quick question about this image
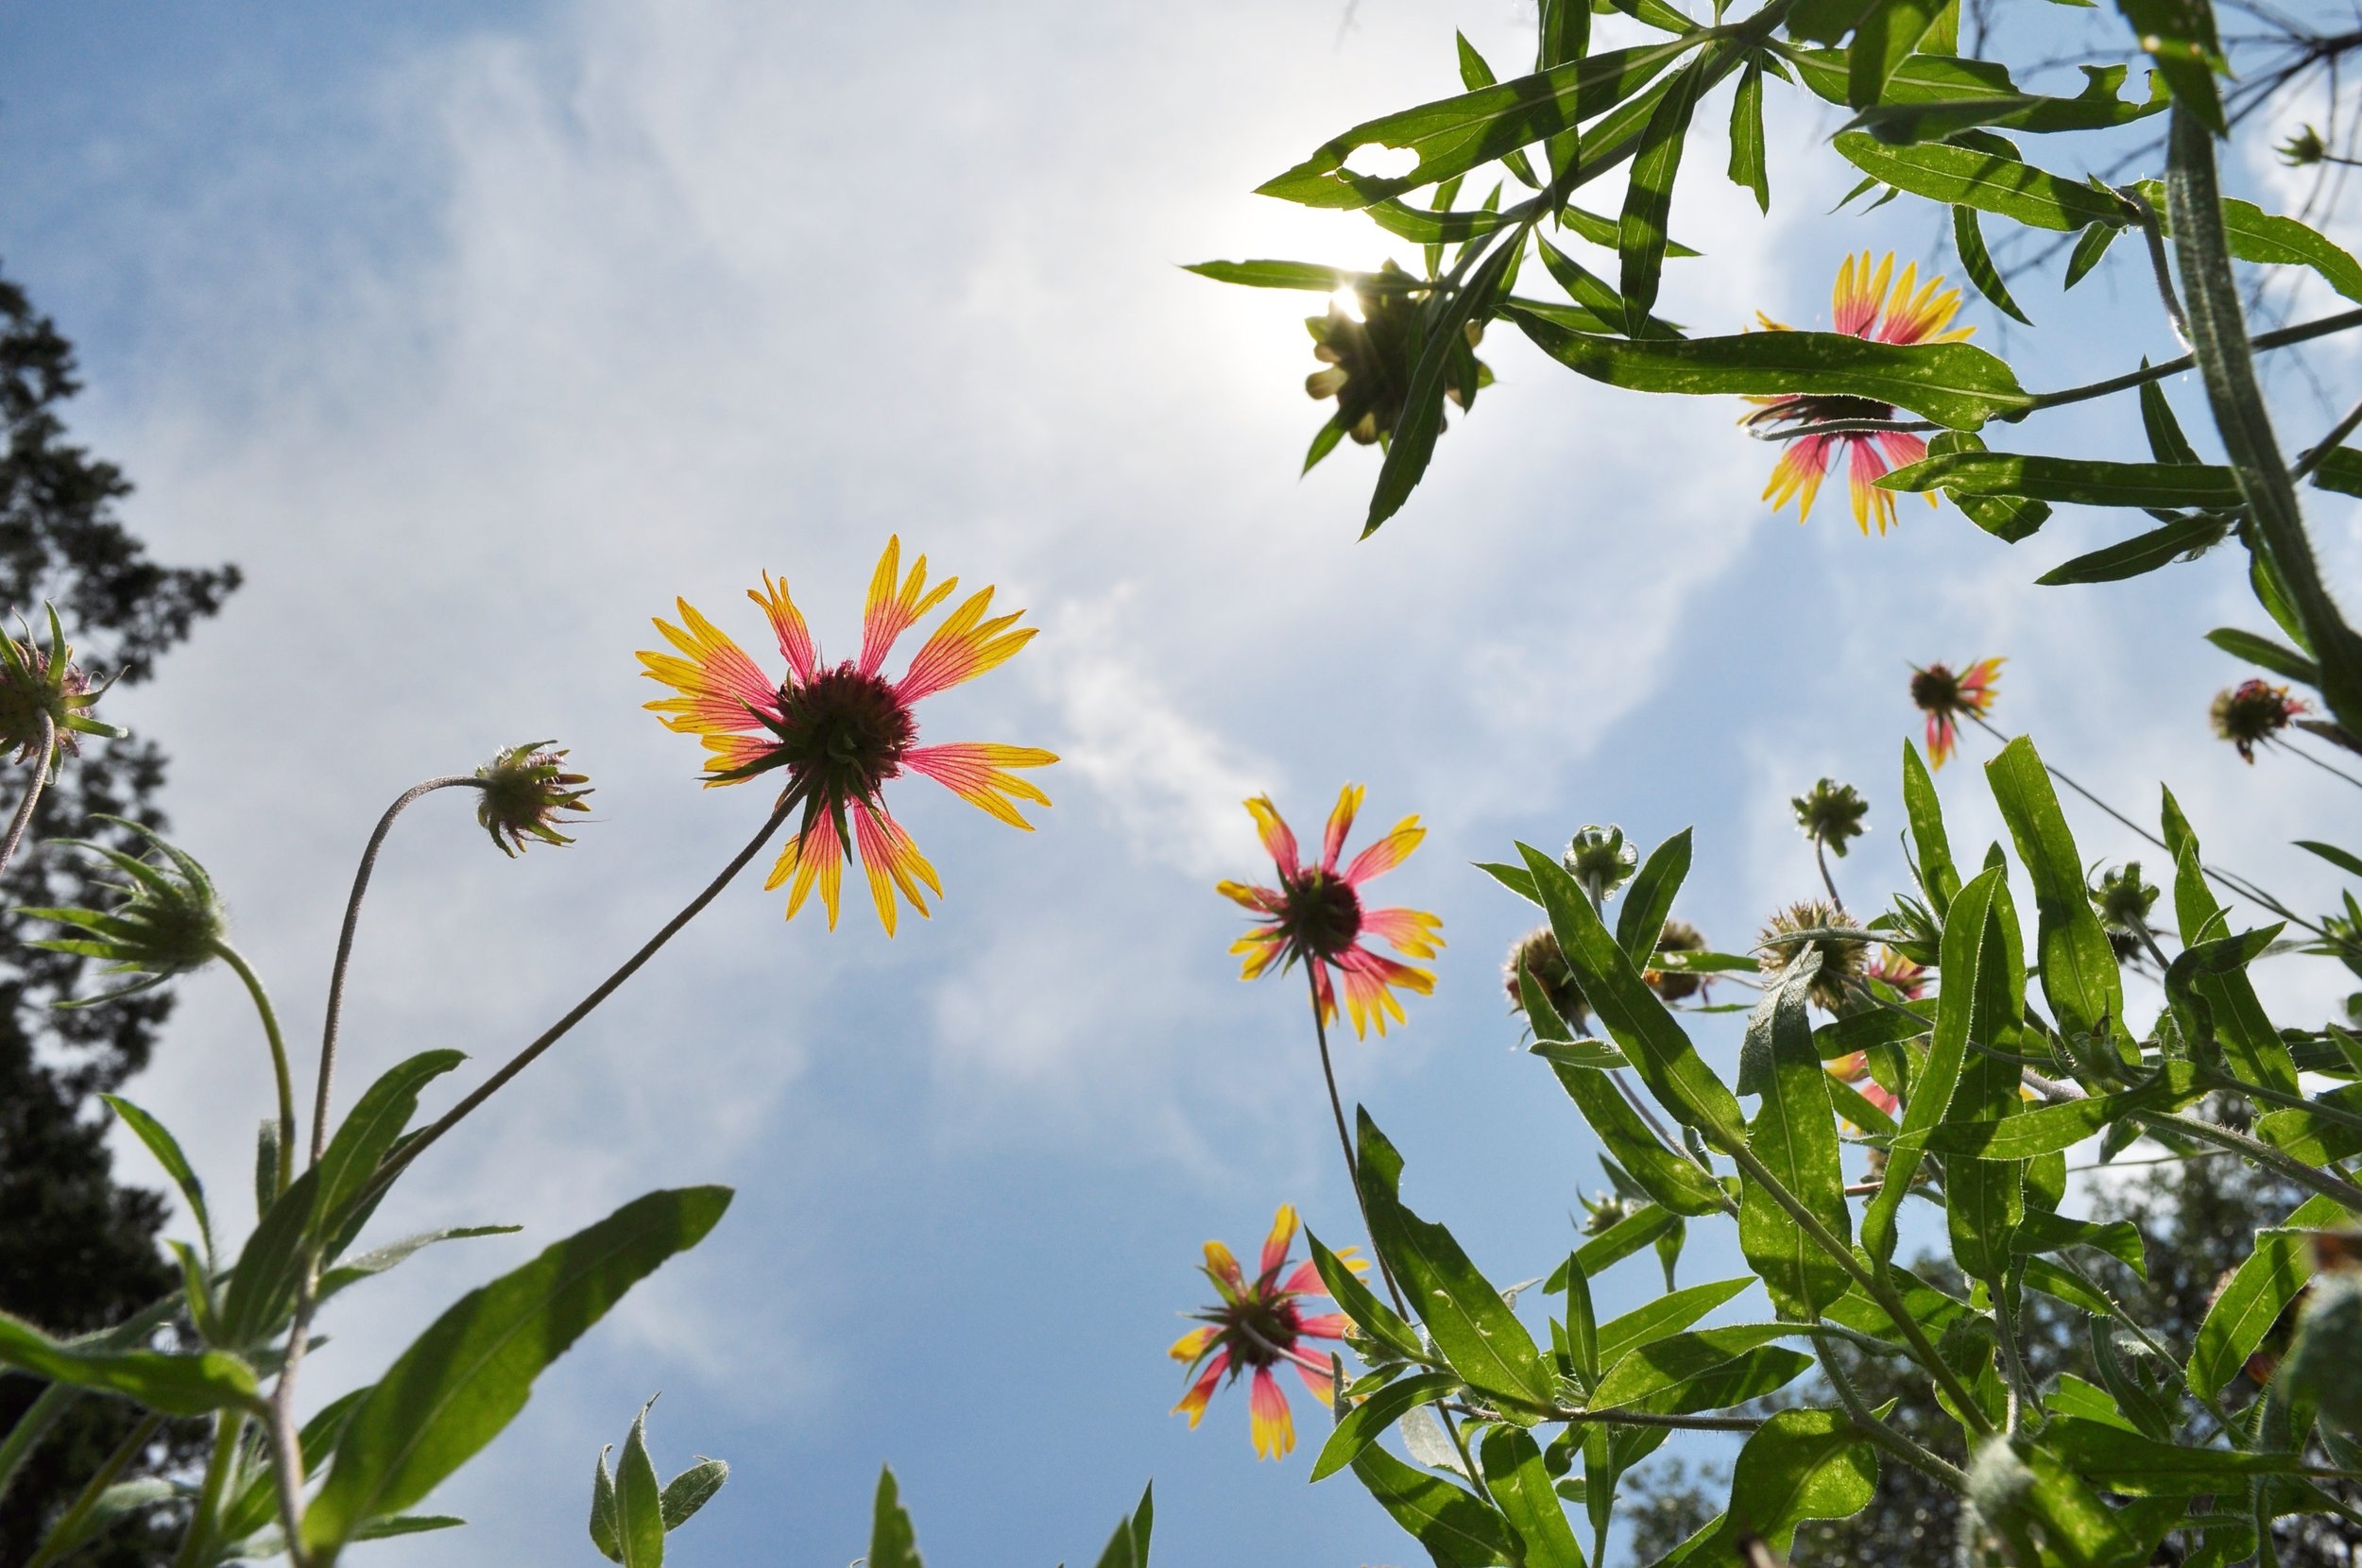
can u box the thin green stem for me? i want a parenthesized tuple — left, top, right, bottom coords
(1815, 1337, 1970, 1490)
(215, 944, 294, 1199)
(1814, 835, 1843, 910)
(26, 1412, 163, 1568)
(169, 1414, 244, 1568)
(312, 775, 478, 1166)
(2019, 307, 2362, 417)
(354, 792, 798, 1217)
(0, 713, 56, 886)
(2131, 1108, 2362, 1210)
(1441, 1399, 1764, 1432)
(0, 1381, 74, 1509)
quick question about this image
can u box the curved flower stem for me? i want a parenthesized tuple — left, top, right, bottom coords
(2116, 182, 2192, 348)
(311, 775, 479, 1166)
(2270, 733, 2362, 790)
(353, 793, 799, 1214)
(215, 943, 295, 1200)
(1814, 835, 1843, 910)
(0, 715, 56, 886)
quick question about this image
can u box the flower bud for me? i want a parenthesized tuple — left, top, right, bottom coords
(20, 816, 227, 1005)
(0, 604, 124, 768)
(474, 741, 593, 857)
(2090, 861, 2159, 934)
(1789, 778, 1868, 858)
(1562, 825, 1638, 903)
(1644, 918, 1709, 1002)
(2280, 124, 2328, 166)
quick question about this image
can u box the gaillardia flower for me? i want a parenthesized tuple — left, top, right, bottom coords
(2212, 679, 2304, 763)
(1219, 786, 1443, 1036)
(1742, 252, 1971, 536)
(1911, 656, 2003, 768)
(1170, 1204, 1358, 1460)
(639, 538, 1055, 933)
(474, 741, 592, 857)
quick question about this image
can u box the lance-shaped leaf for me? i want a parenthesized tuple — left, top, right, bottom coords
(2118, 0, 2226, 136)
(1729, 60, 1768, 211)
(2014, 1211, 2148, 1275)
(1619, 55, 1707, 336)
(1656, 1409, 1877, 1564)
(217, 1167, 321, 1351)
(1988, 736, 2123, 1042)
(303, 1186, 731, 1558)
(2188, 1196, 2348, 1397)
(1533, 236, 1680, 341)
(867, 1467, 923, 1568)
(1088, 1482, 1154, 1568)
(1353, 1444, 1516, 1566)
(2161, 787, 2300, 1093)
(0, 1311, 259, 1417)
(1530, 968, 1723, 1216)
(1308, 1228, 1428, 1365)
(1365, 231, 1522, 535)
(2046, 1418, 2309, 1491)
(1260, 43, 1692, 210)
(2205, 625, 2319, 686)
(1589, 1323, 1794, 1407)
(660, 1458, 727, 1531)
(1616, 829, 1692, 968)
(1739, 955, 1852, 1319)
(315, 1049, 466, 1239)
(1313, 1372, 1463, 1481)
(1922, 431, 2054, 541)
(1548, 1202, 1680, 1283)
(1517, 843, 1744, 1149)
(1358, 1112, 1556, 1411)
(1595, 1278, 1750, 1368)
(2037, 516, 2229, 585)
(1864, 867, 2006, 1266)
(2312, 448, 2362, 498)
(1942, 895, 2031, 1287)
(1883, 451, 2245, 509)
(1909, 1064, 2199, 1158)
(1508, 308, 2032, 429)
(2256, 1082, 2362, 1164)
(1183, 260, 1430, 293)
(613, 1399, 666, 1568)
(1603, 1343, 1812, 1415)
(591, 1447, 621, 1563)
(1836, 131, 2126, 230)
(1849, 0, 1948, 107)
(1953, 205, 2032, 324)
(1479, 1427, 1586, 1568)
(1903, 739, 1960, 914)
(1793, 51, 2165, 134)
(101, 1096, 212, 1261)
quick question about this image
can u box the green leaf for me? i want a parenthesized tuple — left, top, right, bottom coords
(2012, 1440, 2147, 1565)
(2013, 1210, 2147, 1275)
(1456, 33, 1543, 188)
(217, 1167, 320, 1352)
(866, 1467, 924, 1568)
(1791, 51, 2165, 134)
(1659, 1410, 1877, 1562)
(1352, 1445, 1517, 1567)
(590, 1449, 621, 1563)
(2066, 220, 2120, 286)
(659, 1459, 727, 1531)
(1309, 1228, 1428, 1365)
(1883, 451, 2244, 509)
(1952, 205, 2031, 324)
(1564, 1202, 1681, 1279)
(1183, 260, 1418, 293)
(2298, 840, 2362, 879)
(1616, 830, 1692, 969)
(2160, 788, 2301, 1095)
(2021, 1255, 2122, 1317)
(2257, 1083, 2362, 1164)
(1913, 1068, 2196, 1158)
(1728, 61, 1768, 212)
(2188, 1195, 2348, 1397)
(317, 1225, 521, 1304)
(1359, 1113, 1556, 1412)
(1865, 867, 2006, 1267)
(2116, 0, 2226, 136)
(614, 1399, 665, 1568)
(1479, 1427, 1585, 1568)
(1739, 956, 1851, 1318)
(1507, 306, 2033, 429)
(1836, 131, 2125, 230)
(303, 1186, 731, 1557)
(1313, 1371, 1463, 1482)
(0, 1310, 258, 1418)
(2037, 516, 2228, 585)
(1516, 843, 1745, 1150)
(1944, 1042, 2028, 1286)
(2206, 626, 2321, 686)
(1259, 43, 1692, 211)
(1590, 1323, 1793, 1407)
(1923, 432, 2055, 540)
(315, 1049, 465, 1239)
(1849, 0, 1949, 106)
(2140, 374, 2201, 465)
(1530, 1039, 1632, 1070)
(2045, 1418, 2308, 1492)
(1596, 1277, 1750, 1368)
(1902, 740, 1960, 915)
(1619, 56, 1707, 336)
(1533, 236, 1679, 340)
(1988, 736, 2123, 1044)
(1365, 231, 1522, 536)
(1533, 1045, 1725, 1215)
(1611, 1344, 1813, 1415)
(1088, 1482, 1155, 1568)
(2138, 179, 2362, 300)
(2311, 448, 2362, 498)
(100, 1096, 211, 1260)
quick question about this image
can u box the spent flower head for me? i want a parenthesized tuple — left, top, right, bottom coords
(1170, 1204, 1358, 1460)
(0, 604, 124, 768)
(1504, 924, 1589, 1032)
(1221, 786, 1443, 1038)
(474, 741, 592, 857)
(1303, 263, 1489, 460)
(1910, 656, 2003, 768)
(2212, 679, 2303, 763)
(2280, 123, 2330, 165)
(21, 817, 226, 1005)
(1644, 917, 1709, 1002)
(1791, 777, 1868, 857)
(1563, 824, 1638, 903)
(1758, 898, 1867, 1014)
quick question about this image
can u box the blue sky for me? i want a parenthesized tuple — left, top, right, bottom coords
(6, 2, 2361, 1564)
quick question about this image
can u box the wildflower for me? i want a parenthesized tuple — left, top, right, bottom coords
(1827, 1051, 1900, 1118)
(1220, 786, 1443, 1037)
(2280, 124, 2329, 166)
(1790, 778, 1868, 857)
(1563, 824, 1639, 904)
(1504, 924, 1590, 1031)
(474, 741, 593, 857)
(1305, 263, 1489, 455)
(1644, 918, 1710, 1002)
(0, 605, 123, 768)
(1910, 657, 2003, 768)
(1758, 898, 1867, 1014)
(2212, 679, 2303, 763)
(21, 818, 227, 1005)
(1581, 1188, 1635, 1236)
(1868, 946, 1926, 1000)
(1741, 253, 1972, 535)
(1170, 1204, 1359, 1459)
(638, 538, 1055, 934)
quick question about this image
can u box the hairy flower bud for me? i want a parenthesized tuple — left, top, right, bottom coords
(20, 817, 227, 1005)
(1789, 778, 1868, 858)
(0, 604, 125, 768)
(2090, 861, 2159, 936)
(474, 741, 594, 857)
(1563, 825, 1638, 903)
(2280, 123, 2329, 166)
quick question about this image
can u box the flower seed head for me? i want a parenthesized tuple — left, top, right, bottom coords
(21, 817, 227, 1005)
(1504, 924, 1590, 1032)
(474, 741, 594, 857)
(1304, 262, 1489, 448)
(1790, 777, 1868, 857)
(2211, 679, 2303, 763)
(1644, 918, 1709, 1002)
(1757, 898, 1867, 1014)
(1562, 825, 1638, 903)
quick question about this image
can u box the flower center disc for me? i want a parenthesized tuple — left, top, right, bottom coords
(1282, 869, 1361, 960)
(768, 662, 916, 801)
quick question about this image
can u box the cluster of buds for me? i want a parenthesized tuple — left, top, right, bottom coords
(474, 741, 594, 856)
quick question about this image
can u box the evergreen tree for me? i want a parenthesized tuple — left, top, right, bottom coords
(0, 262, 238, 1565)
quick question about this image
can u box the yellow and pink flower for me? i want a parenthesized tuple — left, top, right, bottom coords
(1170, 1204, 1359, 1460)
(1910, 656, 2003, 769)
(638, 537, 1054, 933)
(1742, 252, 1973, 536)
(1218, 786, 1443, 1037)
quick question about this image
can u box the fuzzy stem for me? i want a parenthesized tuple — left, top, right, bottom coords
(1814, 835, 1844, 910)
(169, 1414, 244, 1568)
(2269, 733, 2362, 790)
(0, 715, 55, 886)
(311, 776, 478, 1166)
(22, 1410, 159, 1568)
(1816, 1337, 1970, 1490)
(2131, 1108, 2362, 1210)
(216, 943, 295, 1199)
